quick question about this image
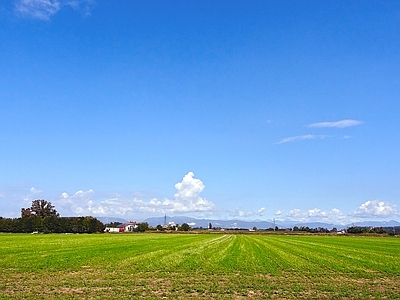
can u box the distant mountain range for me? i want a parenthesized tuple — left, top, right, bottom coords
(97, 217, 129, 225)
(98, 216, 400, 230)
(145, 216, 275, 229)
(347, 220, 400, 227)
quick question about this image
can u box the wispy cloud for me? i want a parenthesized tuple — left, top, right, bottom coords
(275, 134, 327, 144)
(351, 200, 397, 218)
(308, 119, 363, 129)
(15, 0, 61, 20)
(14, 0, 94, 20)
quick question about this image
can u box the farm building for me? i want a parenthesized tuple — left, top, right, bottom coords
(123, 221, 139, 232)
(104, 221, 140, 233)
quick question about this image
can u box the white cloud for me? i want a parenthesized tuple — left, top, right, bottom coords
(23, 186, 43, 203)
(352, 200, 397, 218)
(14, 0, 94, 20)
(276, 134, 327, 144)
(308, 119, 363, 128)
(274, 210, 282, 216)
(15, 0, 61, 20)
(286, 207, 346, 223)
(57, 190, 137, 217)
(276, 119, 362, 145)
(131, 172, 215, 214)
(231, 207, 253, 218)
(170, 172, 214, 213)
(286, 208, 303, 220)
(54, 172, 215, 218)
(57, 189, 95, 216)
(258, 207, 265, 215)
(231, 206, 266, 218)
(30, 187, 42, 194)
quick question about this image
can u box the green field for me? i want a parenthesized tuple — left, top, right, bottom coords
(0, 233, 399, 299)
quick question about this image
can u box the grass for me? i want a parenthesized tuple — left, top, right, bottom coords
(0, 233, 399, 299)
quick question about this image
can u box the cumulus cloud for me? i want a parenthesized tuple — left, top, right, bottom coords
(308, 119, 363, 128)
(54, 172, 215, 218)
(352, 200, 397, 218)
(14, 0, 94, 20)
(286, 208, 303, 220)
(130, 172, 215, 214)
(276, 134, 327, 144)
(285, 207, 346, 223)
(170, 172, 214, 213)
(56, 189, 95, 216)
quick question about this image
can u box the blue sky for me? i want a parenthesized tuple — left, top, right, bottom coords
(1, 0, 399, 224)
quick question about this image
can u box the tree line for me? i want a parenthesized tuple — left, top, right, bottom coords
(0, 200, 104, 233)
(346, 226, 398, 235)
(154, 223, 190, 231)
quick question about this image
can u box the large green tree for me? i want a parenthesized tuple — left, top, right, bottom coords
(136, 222, 149, 232)
(180, 223, 190, 231)
(22, 200, 59, 218)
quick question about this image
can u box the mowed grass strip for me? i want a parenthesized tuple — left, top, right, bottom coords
(0, 233, 399, 299)
(267, 235, 400, 275)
